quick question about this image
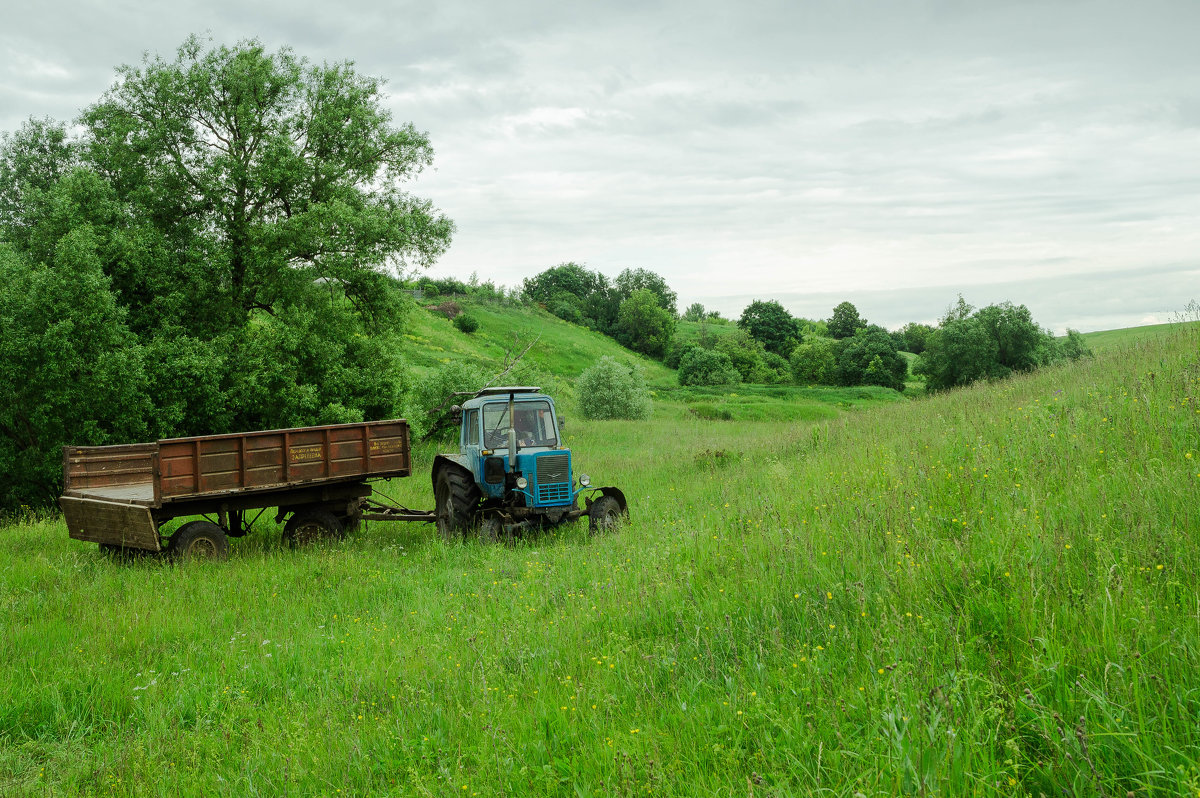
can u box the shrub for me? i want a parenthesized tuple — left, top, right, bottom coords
(678, 347, 741, 386)
(453, 313, 479, 334)
(790, 338, 837, 384)
(577, 357, 652, 420)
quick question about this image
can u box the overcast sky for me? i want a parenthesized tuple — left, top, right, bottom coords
(3, 0, 1198, 332)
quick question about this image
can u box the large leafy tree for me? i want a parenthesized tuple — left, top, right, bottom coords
(0, 36, 454, 509)
(737, 299, 801, 356)
(81, 34, 453, 334)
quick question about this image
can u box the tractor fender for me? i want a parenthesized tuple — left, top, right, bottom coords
(432, 454, 473, 492)
(592, 486, 629, 515)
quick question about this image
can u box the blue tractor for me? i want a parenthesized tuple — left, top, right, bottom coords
(431, 387, 628, 541)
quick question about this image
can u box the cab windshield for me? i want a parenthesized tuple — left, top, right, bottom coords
(482, 400, 558, 449)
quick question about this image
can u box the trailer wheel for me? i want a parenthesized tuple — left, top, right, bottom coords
(169, 521, 229, 561)
(283, 510, 344, 548)
(588, 496, 624, 534)
(435, 468, 479, 542)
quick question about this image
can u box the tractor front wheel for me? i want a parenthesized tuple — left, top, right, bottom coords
(435, 468, 480, 542)
(588, 496, 624, 534)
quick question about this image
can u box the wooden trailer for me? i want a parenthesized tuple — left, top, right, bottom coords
(60, 419, 418, 558)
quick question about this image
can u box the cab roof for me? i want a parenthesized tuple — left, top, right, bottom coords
(459, 387, 553, 412)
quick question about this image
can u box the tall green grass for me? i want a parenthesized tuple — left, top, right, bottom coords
(1, 323, 1197, 796)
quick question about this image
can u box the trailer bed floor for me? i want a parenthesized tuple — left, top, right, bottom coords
(65, 482, 155, 505)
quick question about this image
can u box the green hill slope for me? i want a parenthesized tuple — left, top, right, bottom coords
(2, 317, 1197, 794)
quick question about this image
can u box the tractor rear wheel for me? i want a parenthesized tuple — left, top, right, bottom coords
(435, 468, 480, 542)
(588, 496, 624, 534)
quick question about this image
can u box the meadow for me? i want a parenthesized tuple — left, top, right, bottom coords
(1, 320, 1197, 796)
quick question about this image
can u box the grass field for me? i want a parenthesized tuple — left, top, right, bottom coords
(1, 319, 1198, 796)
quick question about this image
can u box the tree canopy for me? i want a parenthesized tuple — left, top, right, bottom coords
(0, 35, 453, 509)
(827, 301, 867, 339)
(737, 299, 801, 356)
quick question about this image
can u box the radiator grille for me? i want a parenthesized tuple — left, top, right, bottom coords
(537, 482, 572, 504)
(536, 454, 570, 483)
(535, 453, 571, 505)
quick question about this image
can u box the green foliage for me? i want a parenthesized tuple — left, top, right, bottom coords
(0, 239, 151, 509)
(452, 313, 479, 334)
(614, 267, 677, 315)
(577, 357, 652, 420)
(615, 288, 675, 359)
(898, 321, 935, 354)
(714, 328, 772, 383)
(678, 347, 742, 386)
(403, 361, 488, 440)
(0, 118, 79, 252)
(789, 337, 838, 384)
(681, 302, 708, 322)
(737, 299, 802, 356)
(834, 326, 908, 390)
(827, 300, 867, 339)
(0, 35, 451, 507)
(1059, 328, 1092, 361)
(81, 34, 453, 332)
(916, 299, 1058, 391)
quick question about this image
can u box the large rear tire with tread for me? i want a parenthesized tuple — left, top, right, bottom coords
(283, 510, 345, 548)
(169, 521, 229, 561)
(435, 468, 480, 542)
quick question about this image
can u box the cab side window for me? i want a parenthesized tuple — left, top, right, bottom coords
(465, 410, 480, 446)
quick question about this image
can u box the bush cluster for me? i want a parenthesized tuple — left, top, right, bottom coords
(576, 357, 652, 420)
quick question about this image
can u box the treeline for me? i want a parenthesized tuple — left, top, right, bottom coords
(512, 262, 1091, 394)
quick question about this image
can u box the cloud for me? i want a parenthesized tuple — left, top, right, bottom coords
(3, 0, 1199, 333)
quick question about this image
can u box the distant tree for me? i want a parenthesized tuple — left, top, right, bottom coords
(577, 357, 652, 420)
(789, 338, 837, 385)
(834, 327, 907, 390)
(737, 299, 802, 356)
(522, 262, 606, 306)
(615, 268, 677, 315)
(615, 288, 675, 358)
(1058, 328, 1092, 361)
(682, 302, 708, 322)
(914, 317, 999, 390)
(898, 322, 936, 354)
(973, 302, 1053, 373)
(678, 348, 742, 386)
(827, 301, 867, 339)
(715, 328, 772, 382)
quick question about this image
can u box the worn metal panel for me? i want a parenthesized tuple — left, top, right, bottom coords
(60, 495, 161, 551)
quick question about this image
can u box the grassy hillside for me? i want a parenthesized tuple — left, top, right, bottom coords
(1, 318, 1197, 795)
(399, 299, 675, 385)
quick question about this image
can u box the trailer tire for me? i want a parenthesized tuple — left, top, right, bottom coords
(435, 468, 479, 542)
(283, 510, 344, 548)
(169, 521, 229, 561)
(588, 496, 623, 534)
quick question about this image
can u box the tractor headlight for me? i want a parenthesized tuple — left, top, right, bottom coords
(516, 476, 528, 489)
(579, 473, 591, 487)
